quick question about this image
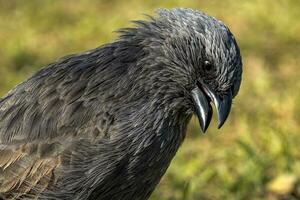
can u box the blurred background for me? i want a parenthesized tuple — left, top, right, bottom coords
(0, 0, 299, 199)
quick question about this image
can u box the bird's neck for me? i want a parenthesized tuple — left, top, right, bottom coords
(121, 106, 192, 199)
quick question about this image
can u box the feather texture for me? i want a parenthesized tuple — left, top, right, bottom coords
(0, 8, 242, 200)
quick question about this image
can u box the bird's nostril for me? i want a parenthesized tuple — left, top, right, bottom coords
(196, 81, 202, 89)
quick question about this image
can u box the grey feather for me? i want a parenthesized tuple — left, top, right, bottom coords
(0, 8, 242, 200)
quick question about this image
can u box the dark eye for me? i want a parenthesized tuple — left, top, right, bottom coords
(204, 60, 213, 72)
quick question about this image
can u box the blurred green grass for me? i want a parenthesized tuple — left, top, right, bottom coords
(0, 0, 299, 199)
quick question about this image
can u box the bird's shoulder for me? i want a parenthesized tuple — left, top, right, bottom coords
(0, 39, 147, 199)
(0, 44, 124, 145)
(0, 44, 128, 199)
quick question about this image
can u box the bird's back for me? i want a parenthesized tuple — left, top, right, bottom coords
(0, 42, 146, 199)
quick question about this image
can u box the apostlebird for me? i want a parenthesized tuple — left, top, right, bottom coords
(0, 8, 242, 200)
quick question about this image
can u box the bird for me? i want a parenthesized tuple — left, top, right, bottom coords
(0, 8, 242, 200)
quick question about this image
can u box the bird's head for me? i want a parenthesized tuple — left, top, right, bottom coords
(118, 8, 242, 133)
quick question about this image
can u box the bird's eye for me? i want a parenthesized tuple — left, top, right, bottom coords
(204, 60, 213, 72)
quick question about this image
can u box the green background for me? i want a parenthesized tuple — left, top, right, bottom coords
(0, 0, 299, 199)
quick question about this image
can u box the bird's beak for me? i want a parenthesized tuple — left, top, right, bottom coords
(191, 83, 232, 133)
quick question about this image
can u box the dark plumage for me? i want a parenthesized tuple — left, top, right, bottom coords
(0, 8, 242, 200)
